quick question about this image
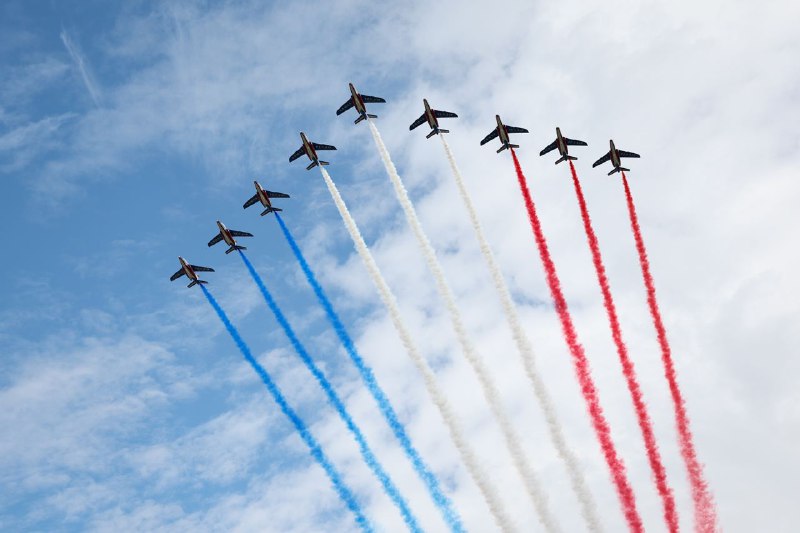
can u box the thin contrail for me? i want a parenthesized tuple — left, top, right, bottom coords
(368, 120, 559, 533)
(199, 284, 373, 533)
(237, 251, 423, 533)
(569, 162, 678, 532)
(59, 29, 101, 107)
(439, 135, 602, 533)
(622, 173, 718, 533)
(320, 166, 517, 533)
(273, 212, 465, 533)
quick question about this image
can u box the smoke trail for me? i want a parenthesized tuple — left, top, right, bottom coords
(319, 166, 517, 533)
(440, 135, 602, 532)
(621, 173, 717, 533)
(368, 120, 558, 533)
(237, 251, 422, 533)
(569, 162, 678, 531)
(199, 284, 373, 532)
(509, 149, 643, 533)
(273, 213, 465, 533)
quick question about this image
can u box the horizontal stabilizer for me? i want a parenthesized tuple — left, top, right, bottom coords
(306, 160, 319, 171)
(354, 114, 366, 125)
(187, 279, 208, 288)
(261, 207, 282, 216)
(608, 167, 630, 176)
(555, 155, 578, 164)
(225, 245, 247, 254)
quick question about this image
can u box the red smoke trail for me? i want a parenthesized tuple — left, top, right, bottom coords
(510, 149, 643, 533)
(569, 162, 679, 532)
(622, 173, 717, 533)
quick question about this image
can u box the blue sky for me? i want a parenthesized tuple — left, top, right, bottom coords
(2, 0, 799, 531)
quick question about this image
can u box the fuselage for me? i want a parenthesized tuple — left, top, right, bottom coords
(254, 181, 272, 209)
(610, 140, 621, 167)
(349, 83, 366, 115)
(179, 256, 199, 282)
(496, 115, 510, 145)
(217, 221, 236, 247)
(300, 132, 318, 163)
(556, 127, 567, 156)
(424, 99, 438, 129)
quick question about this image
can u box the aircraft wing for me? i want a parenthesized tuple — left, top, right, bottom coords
(243, 193, 259, 209)
(480, 129, 499, 145)
(191, 265, 215, 272)
(565, 138, 588, 146)
(336, 98, 355, 115)
(539, 140, 558, 156)
(409, 114, 426, 131)
(229, 230, 253, 237)
(505, 126, 529, 134)
(433, 110, 458, 118)
(361, 95, 386, 104)
(618, 150, 640, 159)
(266, 190, 290, 199)
(593, 152, 612, 167)
(170, 269, 185, 281)
(289, 146, 305, 162)
(312, 143, 337, 151)
(208, 233, 224, 247)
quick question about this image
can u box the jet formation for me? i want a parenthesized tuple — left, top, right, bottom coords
(171, 82, 640, 286)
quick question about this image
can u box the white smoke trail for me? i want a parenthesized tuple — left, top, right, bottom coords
(367, 120, 559, 533)
(440, 135, 603, 532)
(319, 167, 517, 533)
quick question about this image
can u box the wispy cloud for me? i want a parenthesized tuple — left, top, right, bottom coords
(59, 28, 101, 108)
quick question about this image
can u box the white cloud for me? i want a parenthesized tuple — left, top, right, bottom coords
(3, 0, 800, 531)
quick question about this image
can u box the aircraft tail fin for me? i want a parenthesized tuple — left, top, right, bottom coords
(608, 167, 629, 176)
(187, 279, 208, 288)
(260, 207, 282, 216)
(555, 155, 578, 165)
(225, 245, 247, 254)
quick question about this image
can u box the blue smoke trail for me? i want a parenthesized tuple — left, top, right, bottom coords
(199, 284, 372, 532)
(274, 212, 466, 533)
(238, 250, 423, 533)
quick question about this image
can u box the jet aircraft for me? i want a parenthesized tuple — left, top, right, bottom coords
(539, 127, 588, 164)
(170, 256, 214, 288)
(208, 220, 253, 254)
(336, 83, 386, 124)
(409, 99, 458, 138)
(289, 132, 337, 170)
(592, 140, 641, 175)
(243, 181, 290, 215)
(480, 115, 529, 153)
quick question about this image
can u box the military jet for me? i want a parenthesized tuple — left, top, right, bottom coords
(592, 140, 640, 175)
(409, 99, 458, 138)
(170, 256, 214, 288)
(289, 132, 337, 171)
(480, 115, 529, 153)
(336, 82, 386, 124)
(539, 127, 588, 164)
(208, 220, 253, 254)
(243, 181, 290, 216)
